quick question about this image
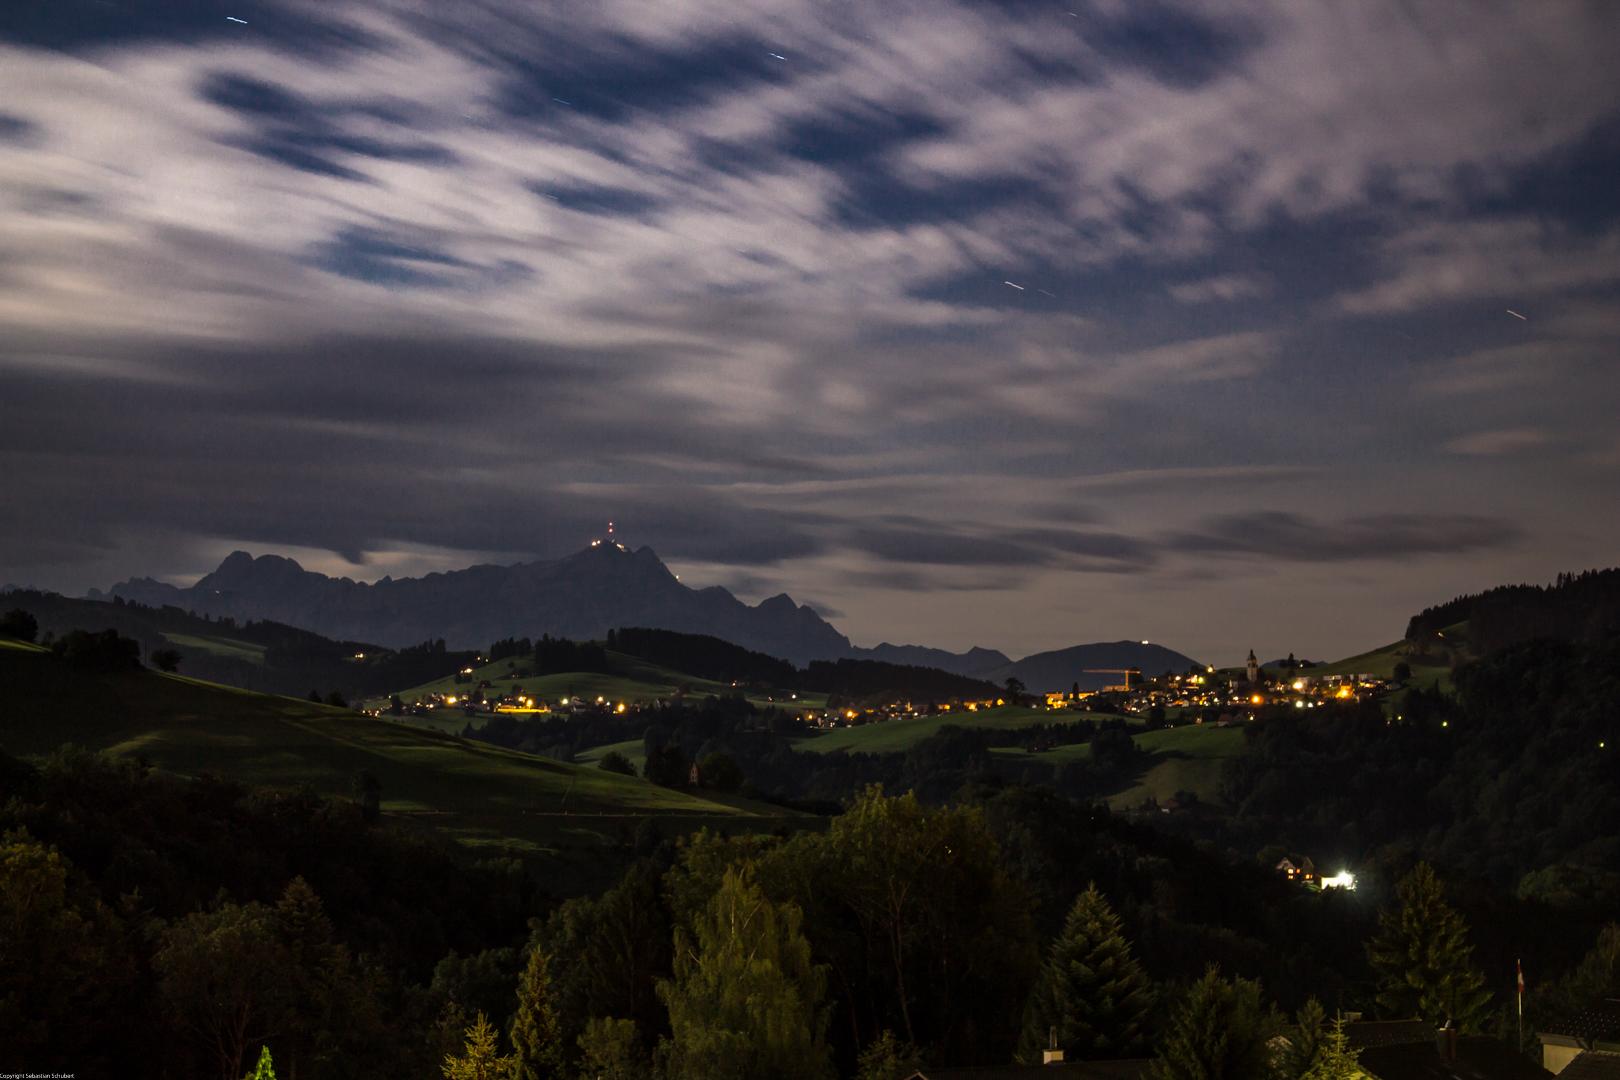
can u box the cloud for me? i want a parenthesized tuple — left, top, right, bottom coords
(1442, 428, 1551, 456)
(0, 0, 1617, 662)
(1167, 273, 1272, 304)
(848, 525, 1051, 568)
(1338, 218, 1620, 314)
(1169, 512, 1521, 562)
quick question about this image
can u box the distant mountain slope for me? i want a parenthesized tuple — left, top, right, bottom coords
(95, 546, 1206, 685)
(987, 641, 1202, 692)
(853, 642, 1011, 677)
(102, 543, 853, 665)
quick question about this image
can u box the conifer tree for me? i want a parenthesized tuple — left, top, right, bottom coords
(442, 1011, 515, 1080)
(855, 1030, 924, 1080)
(1565, 923, 1620, 1001)
(656, 864, 834, 1080)
(243, 1045, 277, 1080)
(1019, 884, 1154, 1062)
(1299, 1018, 1361, 1080)
(1280, 998, 1327, 1079)
(1367, 863, 1493, 1031)
(510, 945, 565, 1080)
(1151, 966, 1278, 1080)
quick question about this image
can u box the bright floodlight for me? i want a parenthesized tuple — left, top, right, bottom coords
(1322, 870, 1356, 891)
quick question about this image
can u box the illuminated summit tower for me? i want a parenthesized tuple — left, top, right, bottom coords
(590, 521, 627, 551)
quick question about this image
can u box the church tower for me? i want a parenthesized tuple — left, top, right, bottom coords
(1246, 649, 1260, 685)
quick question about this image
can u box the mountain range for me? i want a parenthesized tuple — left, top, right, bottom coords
(97, 544, 1199, 685)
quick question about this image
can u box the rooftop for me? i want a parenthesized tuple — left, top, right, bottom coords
(1357, 1036, 1550, 1080)
(1541, 1002, 1620, 1043)
(1559, 1051, 1620, 1080)
(908, 1061, 1153, 1080)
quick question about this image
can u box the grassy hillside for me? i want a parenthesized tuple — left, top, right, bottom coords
(1108, 725, 1247, 807)
(159, 631, 269, 664)
(574, 738, 648, 773)
(371, 650, 831, 729)
(0, 644, 798, 864)
(795, 705, 1126, 755)
(1309, 631, 1459, 693)
(989, 724, 1248, 808)
(3, 589, 471, 700)
(368, 652, 734, 709)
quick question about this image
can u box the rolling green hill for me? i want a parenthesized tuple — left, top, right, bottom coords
(989, 723, 1247, 807)
(371, 650, 830, 729)
(574, 738, 648, 773)
(795, 704, 1125, 755)
(1308, 628, 1460, 695)
(0, 643, 799, 863)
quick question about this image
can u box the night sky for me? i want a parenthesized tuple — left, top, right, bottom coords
(3, 0, 1618, 664)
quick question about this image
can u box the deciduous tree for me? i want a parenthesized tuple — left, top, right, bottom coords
(576, 1018, 643, 1080)
(1, 608, 38, 642)
(656, 864, 833, 1080)
(154, 900, 293, 1080)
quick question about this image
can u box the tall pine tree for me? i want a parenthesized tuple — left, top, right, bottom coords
(1018, 884, 1153, 1062)
(1298, 1018, 1361, 1080)
(510, 945, 564, 1080)
(1151, 966, 1278, 1080)
(243, 1045, 277, 1080)
(1367, 863, 1493, 1031)
(1279, 998, 1327, 1079)
(442, 1011, 514, 1080)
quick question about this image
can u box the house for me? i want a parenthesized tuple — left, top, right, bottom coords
(905, 1061, 1153, 1080)
(1346, 1021, 1551, 1080)
(1538, 1001, 1620, 1074)
(1277, 855, 1317, 884)
(1554, 1052, 1620, 1080)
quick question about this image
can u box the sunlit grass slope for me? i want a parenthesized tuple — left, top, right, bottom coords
(159, 631, 268, 665)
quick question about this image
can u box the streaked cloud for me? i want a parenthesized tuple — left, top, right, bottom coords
(0, 0, 1617, 662)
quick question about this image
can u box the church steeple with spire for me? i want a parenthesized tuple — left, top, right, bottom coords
(1246, 649, 1260, 685)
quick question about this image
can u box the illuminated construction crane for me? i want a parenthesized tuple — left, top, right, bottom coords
(1084, 667, 1142, 692)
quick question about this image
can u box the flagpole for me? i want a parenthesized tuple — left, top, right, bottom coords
(1517, 958, 1524, 1050)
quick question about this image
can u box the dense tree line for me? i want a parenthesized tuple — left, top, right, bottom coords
(798, 657, 1001, 702)
(608, 626, 798, 686)
(0, 748, 533, 1076)
(1220, 633, 1620, 909)
(532, 634, 609, 676)
(1406, 567, 1620, 652)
